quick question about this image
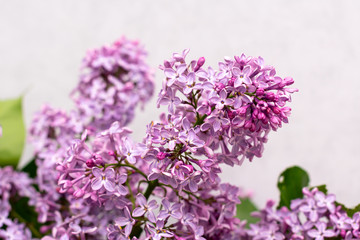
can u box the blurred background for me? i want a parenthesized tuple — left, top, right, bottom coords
(0, 0, 359, 208)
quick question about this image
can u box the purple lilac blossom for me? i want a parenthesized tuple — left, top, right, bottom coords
(157, 50, 297, 164)
(235, 187, 360, 240)
(25, 37, 154, 240)
(13, 47, 360, 240)
(71, 36, 154, 130)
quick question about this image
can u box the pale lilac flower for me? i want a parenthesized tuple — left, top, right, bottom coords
(147, 220, 174, 240)
(314, 191, 336, 213)
(114, 173, 128, 196)
(191, 225, 206, 240)
(233, 66, 251, 87)
(210, 89, 234, 110)
(164, 63, 187, 87)
(132, 193, 158, 222)
(158, 88, 181, 114)
(91, 167, 116, 192)
(158, 199, 182, 220)
(307, 222, 335, 240)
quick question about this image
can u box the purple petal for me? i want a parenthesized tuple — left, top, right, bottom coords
(234, 78, 242, 88)
(117, 185, 128, 195)
(171, 211, 182, 219)
(164, 68, 176, 78)
(104, 180, 115, 192)
(219, 89, 227, 99)
(189, 179, 198, 192)
(136, 193, 147, 206)
(213, 121, 221, 132)
(132, 207, 145, 217)
(162, 199, 170, 210)
(148, 200, 159, 210)
(105, 168, 115, 178)
(118, 174, 127, 184)
(92, 167, 102, 178)
(176, 64, 187, 75)
(147, 211, 156, 223)
(158, 210, 169, 220)
(91, 179, 103, 190)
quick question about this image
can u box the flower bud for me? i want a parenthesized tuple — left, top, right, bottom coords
(157, 152, 167, 160)
(256, 88, 265, 96)
(194, 57, 205, 72)
(86, 159, 95, 168)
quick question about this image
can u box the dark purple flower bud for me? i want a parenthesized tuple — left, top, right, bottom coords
(244, 120, 252, 129)
(86, 159, 95, 168)
(272, 106, 281, 114)
(215, 82, 225, 91)
(157, 152, 167, 160)
(256, 88, 265, 96)
(257, 101, 268, 111)
(163, 60, 172, 68)
(194, 57, 205, 72)
(108, 151, 116, 157)
(93, 154, 104, 166)
(264, 92, 275, 101)
(184, 164, 194, 173)
(257, 112, 266, 120)
(228, 76, 236, 86)
(227, 109, 236, 119)
(237, 105, 248, 115)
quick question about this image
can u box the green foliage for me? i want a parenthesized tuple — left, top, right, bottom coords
(277, 166, 310, 208)
(236, 197, 259, 227)
(22, 157, 37, 178)
(0, 96, 25, 167)
(311, 184, 328, 194)
(336, 202, 360, 218)
(10, 196, 43, 238)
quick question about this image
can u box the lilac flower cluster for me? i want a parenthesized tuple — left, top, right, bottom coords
(71, 36, 155, 130)
(53, 50, 294, 239)
(29, 105, 82, 193)
(25, 37, 154, 239)
(243, 187, 360, 240)
(157, 49, 297, 164)
(0, 167, 38, 239)
(57, 120, 249, 239)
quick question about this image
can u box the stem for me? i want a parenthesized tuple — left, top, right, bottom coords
(144, 180, 159, 200)
(9, 208, 42, 238)
(126, 180, 135, 206)
(194, 113, 208, 127)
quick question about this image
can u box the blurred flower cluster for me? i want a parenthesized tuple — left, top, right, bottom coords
(72, 36, 154, 130)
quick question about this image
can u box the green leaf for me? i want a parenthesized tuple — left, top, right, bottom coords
(236, 197, 259, 227)
(0, 96, 25, 168)
(335, 202, 360, 218)
(22, 157, 37, 178)
(10, 196, 43, 238)
(277, 166, 310, 208)
(311, 184, 328, 194)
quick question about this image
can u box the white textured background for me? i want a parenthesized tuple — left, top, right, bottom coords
(1, 0, 359, 208)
